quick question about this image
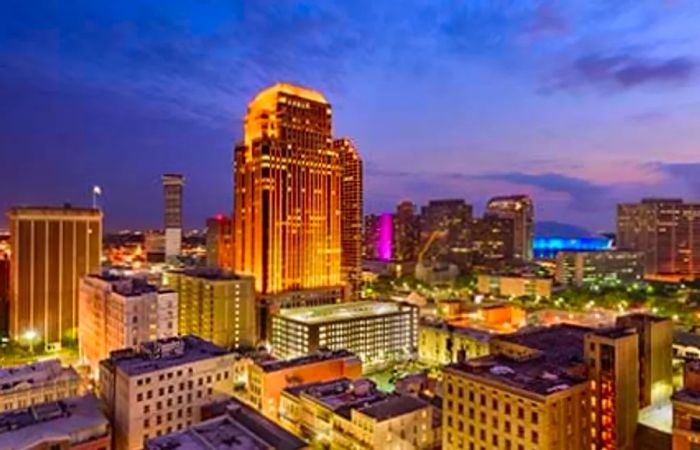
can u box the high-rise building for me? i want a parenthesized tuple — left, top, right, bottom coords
(247, 349, 362, 419)
(0, 394, 110, 450)
(99, 335, 236, 450)
(470, 215, 515, 266)
(205, 215, 232, 270)
(233, 83, 341, 295)
(671, 360, 700, 449)
(615, 313, 673, 408)
(617, 198, 700, 276)
(486, 195, 534, 261)
(584, 328, 639, 450)
(165, 268, 256, 349)
(271, 301, 418, 370)
(79, 274, 179, 377)
(555, 250, 645, 286)
(443, 325, 592, 450)
(419, 199, 472, 265)
(364, 213, 393, 261)
(162, 173, 184, 260)
(393, 200, 420, 262)
(8, 206, 102, 347)
(0, 359, 80, 412)
(335, 138, 363, 299)
(0, 254, 9, 338)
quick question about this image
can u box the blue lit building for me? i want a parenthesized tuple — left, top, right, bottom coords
(533, 236, 613, 259)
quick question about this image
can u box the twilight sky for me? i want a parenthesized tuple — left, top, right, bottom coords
(2, 1, 700, 232)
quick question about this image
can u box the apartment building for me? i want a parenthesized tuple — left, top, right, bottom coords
(280, 378, 435, 449)
(79, 274, 178, 377)
(165, 268, 256, 349)
(443, 325, 592, 450)
(98, 335, 236, 450)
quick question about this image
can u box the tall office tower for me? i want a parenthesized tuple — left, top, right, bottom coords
(0, 255, 9, 338)
(334, 138, 363, 298)
(584, 328, 639, 450)
(393, 200, 420, 262)
(99, 336, 236, 450)
(165, 268, 256, 349)
(470, 215, 515, 266)
(486, 194, 534, 261)
(419, 199, 472, 264)
(364, 213, 393, 260)
(79, 274, 179, 377)
(8, 206, 102, 347)
(617, 198, 700, 277)
(205, 215, 233, 270)
(233, 83, 341, 295)
(162, 173, 184, 260)
(615, 313, 673, 408)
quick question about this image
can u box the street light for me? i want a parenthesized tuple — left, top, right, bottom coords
(23, 329, 38, 353)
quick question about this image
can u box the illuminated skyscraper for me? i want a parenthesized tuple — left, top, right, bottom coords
(205, 215, 233, 270)
(162, 173, 184, 259)
(393, 200, 419, 262)
(486, 194, 534, 261)
(234, 83, 341, 295)
(8, 206, 102, 347)
(617, 198, 700, 277)
(335, 138, 363, 298)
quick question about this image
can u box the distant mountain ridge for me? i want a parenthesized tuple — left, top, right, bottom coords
(535, 221, 593, 238)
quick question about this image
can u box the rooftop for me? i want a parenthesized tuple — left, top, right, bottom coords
(89, 273, 160, 296)
(170, 268, 249, 282)
(285, 378, 428, 421)
(0, 394, 109, 448)
(358, 394, 429, 421)
(146, 400, 306, 450)
(446, 354, 587, 397)
(8, 205, 102, 218)
(591, 327, 637, 340)
(102, 335, 230, 376)
(420, 319, 495, 343)
(494, 324, 591, 364)
(256, 349, 359, 373)
(674, 330, 700, 348)
(277, 301, 415, 324)
(250, 82, 328, 106)
(0, 359, 78, 394)
(672, 388, 700, 406)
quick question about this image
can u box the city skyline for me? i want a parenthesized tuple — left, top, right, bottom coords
(2, 2, 700, 232)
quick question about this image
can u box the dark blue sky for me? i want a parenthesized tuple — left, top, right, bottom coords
(2, 1, 700, 231)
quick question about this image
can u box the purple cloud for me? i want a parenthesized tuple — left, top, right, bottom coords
(544, 53, 696, 93)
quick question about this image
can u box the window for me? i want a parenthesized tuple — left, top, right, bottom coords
(531, 411, 539, 424)
(137, 393, 143, 402)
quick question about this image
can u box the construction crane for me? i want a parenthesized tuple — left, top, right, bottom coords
(417, 229, 448, 264)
